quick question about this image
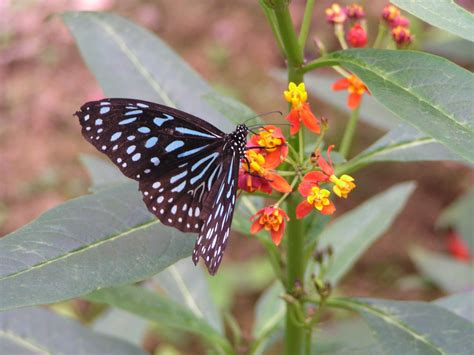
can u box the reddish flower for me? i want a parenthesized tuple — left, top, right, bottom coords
(284, 82, 320, 136)
(391, 15, 410, 27)
(332, 74, 368, 109)
(382, 4, 400, 24)
(325, 3, 347, 24)
(391, 26, 413, 46)
(309, 145, 356, 199)
(346, 4, 365, 19)
(250, 206, 289, 245)
(347, 23, 367, 48)
(447, 232, 471, 261)
(296, 182, 336, 218)
(249, 125, 288, 167)
(238, 150, 292, 194)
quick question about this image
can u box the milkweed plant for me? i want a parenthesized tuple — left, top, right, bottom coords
(1, 1, 473, 355)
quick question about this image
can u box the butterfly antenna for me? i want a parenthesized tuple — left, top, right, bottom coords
(243, 110, 283, 124)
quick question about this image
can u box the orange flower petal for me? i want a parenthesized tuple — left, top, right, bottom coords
(296, 200, 313, 219)
(250, 218, 264, 234)
(348, 92, 362, 109)
(267, 172, 292, 193)
(301, 105, 321, 134)
(286, 109, 301, 136)
(298, 181, 313, 196)
(271, 226, 284, 246)
(332, 78, 350, 91)
(303, 171, 328, 183)
(321, 202, 336, 215)
(264, 150, 283, 169)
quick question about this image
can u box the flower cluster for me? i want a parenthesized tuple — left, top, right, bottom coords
(296, 145, 355, 219)
(325, 3, 367, 48)
(382, 4, 413, 46)
(245, 82, 356, 246)
(238, 125, 291, 194)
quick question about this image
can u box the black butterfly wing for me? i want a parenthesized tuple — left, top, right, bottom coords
(75, 98, 225, 182)
(75, 98, 241, 274)
(193, 144, 241, 274)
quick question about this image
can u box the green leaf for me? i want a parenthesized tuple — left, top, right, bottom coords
(318, 182, 416, 285)
(150, 258, 223, 334)
(0, 307, 145, 354)
(62, 11, 234, 132)
(434, 291, 474, 323)
(304, 73, 399, 130)
(86, 285, 232, 352)
(0, 183, 194, 311)
(313, 318, 383, 355)
(253, 281, 285, 338)
(202, 92, 258, 125)
(92, 309, 149, 347)
(252, 282, 285, 353)
(437, 188, 474, 253)
(80, 154, 127, 190)
(331, 297, 474, 355)
(321, 49, 474, 163)
(351, 124, 469, 165)
(391, 0, 474, 43)
(409, 246, 474, 293)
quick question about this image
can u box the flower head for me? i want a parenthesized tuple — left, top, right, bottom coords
(296, 181, 336, 218)
(325, 3, 347, 24)
(284, 82, 320, 135)
(238, 149, 291, 194)
(382, 5, 400, 23)
(306, 145, 356, 198)
(250, 206, 289, 245)
(346, 23, 367, 48)
(346, 4, 365, 19)
(391, 25, 413, 46)
(249, 125, 288, 167)
(332, 74, 368, 109)
(391, 15, 410, 27)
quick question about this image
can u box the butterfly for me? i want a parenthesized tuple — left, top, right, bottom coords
(75, 98, 249, 275)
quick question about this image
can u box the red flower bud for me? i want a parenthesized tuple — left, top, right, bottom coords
(346, 23, 367, 48)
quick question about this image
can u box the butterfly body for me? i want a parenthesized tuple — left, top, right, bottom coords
(75, 98, 248, 274)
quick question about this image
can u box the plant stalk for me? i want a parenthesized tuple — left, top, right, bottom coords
(339, 106, 360, 159)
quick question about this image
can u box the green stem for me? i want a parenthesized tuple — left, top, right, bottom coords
(373, 23, 387, 49)
(339, 106, 360, 159)
(259, 0, 287, 57)
(334, 24, 348, 49)
(303, 57, 339, 73)
(298, 0, 316, 50)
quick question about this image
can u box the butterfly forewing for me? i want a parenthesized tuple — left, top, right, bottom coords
(75, 98, 248, 275)
(76, 99, 224, 181)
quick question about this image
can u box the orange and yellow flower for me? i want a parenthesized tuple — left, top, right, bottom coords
(391, 25, 413, 46)
(249, 125, 288, 167)
(311, 145, 356, 199)
(296, 182, 336, 218)
(382, 4, 400, 24)
(250, 206, 289, 245)
(238, 149, 291, 194)
(332, 74, 368, 109)
(284, 82, 320, 136)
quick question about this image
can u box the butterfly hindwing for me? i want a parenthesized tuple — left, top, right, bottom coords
(193, 148, 240, 274)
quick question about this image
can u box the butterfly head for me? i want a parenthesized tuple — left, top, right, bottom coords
(230, 124, 249, 157)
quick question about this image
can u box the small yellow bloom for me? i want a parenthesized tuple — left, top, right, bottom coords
(244, 150, 267, 176)
(307, 186, 332, 211)
(256, 129, 283, 153)
(329, 174, 356, 198)
(284, 82, 308, 108)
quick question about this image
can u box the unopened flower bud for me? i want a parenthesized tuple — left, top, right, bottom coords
(347, 23, 367, 48)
